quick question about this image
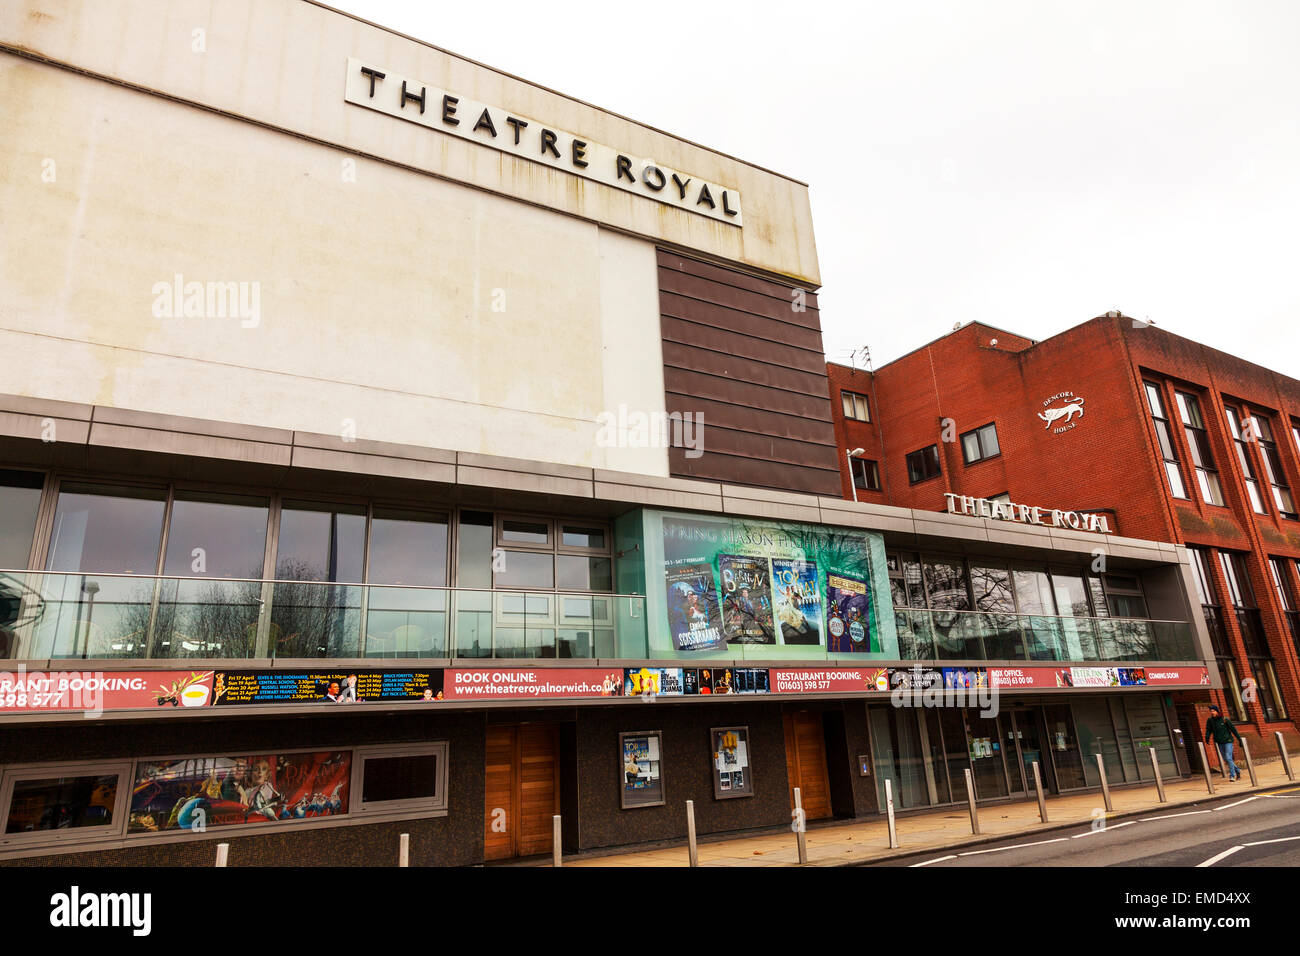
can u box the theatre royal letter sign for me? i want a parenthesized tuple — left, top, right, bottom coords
(344, 58, 743, 226)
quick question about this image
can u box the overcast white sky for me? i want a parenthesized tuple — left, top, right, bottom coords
(333, 0, 1300, 375)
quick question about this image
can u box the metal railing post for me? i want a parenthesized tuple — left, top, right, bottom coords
(1031, 760, 1048, 822)
(685, 800, 699, 867)
(793, 787, 808, 864)
(399, 832, 409, 867)
(1276, 731, 1296, 781)
(1095, 753, 1113, 812)
(1148, 748, 1166, 803)
(885, 778, 899, 849)
(1197, 742, 1216, 794)
(214, 843, 229, 868)
(964, 768, 980, 834)
(1241, 739, 1258, 787)
(552, 815, 562, 867)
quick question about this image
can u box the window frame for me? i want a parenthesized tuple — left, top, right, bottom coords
(1142, 381, 1188, 500)
(1175, 391, 1225, 507)
(1248, 412, 1297, 519)
(1224, 406, 1267, 515)
(841, 390, 871, 422)
(959, 423, 1001, 465)
(850, 457, 881, 492)
(906, 445, 942, 485)
(352, 742, 450, 816)
(0, 759, 133, 850)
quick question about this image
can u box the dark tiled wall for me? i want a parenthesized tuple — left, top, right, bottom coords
(0, 711, 486, 867)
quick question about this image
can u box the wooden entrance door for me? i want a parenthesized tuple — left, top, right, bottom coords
(484, 722, 560, 861)
(783, 711, 832, 820)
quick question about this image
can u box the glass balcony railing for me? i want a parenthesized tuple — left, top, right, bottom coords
(892, 607, 1197, 663)
(0, 571, 1199, 664)
(0, 571, 647, 662)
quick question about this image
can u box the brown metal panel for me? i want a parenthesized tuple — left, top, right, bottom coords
(664, 371, 835, 425)
(661, 316, 828, 376)
(659, 293, 828, 356)
(661, 342, 833, 398)
(657, 251, 841, 496)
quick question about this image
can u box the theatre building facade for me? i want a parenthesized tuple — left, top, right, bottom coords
(1, 0, 1217, 865)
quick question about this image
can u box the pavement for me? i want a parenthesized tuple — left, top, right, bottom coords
(559, 758, 1299, 867)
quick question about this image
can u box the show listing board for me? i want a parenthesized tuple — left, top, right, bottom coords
(649, 511, 899, 659)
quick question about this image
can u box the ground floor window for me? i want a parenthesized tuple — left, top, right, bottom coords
(0, 761, 132, 847)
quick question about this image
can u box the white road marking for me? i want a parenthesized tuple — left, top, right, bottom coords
(1197, 846, 1244, 867)
(1242, 834, 1300, 847)
(957, 838, 1069, 857)
(1071, 820, 1137, 838)
(1213, 797, 1258, 811)
(909, 854, 957, 867)
(1139, 810, 1212, 821)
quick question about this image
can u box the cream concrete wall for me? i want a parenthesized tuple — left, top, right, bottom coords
(0, 55, 670, 473)
(0, 0, 819, 285)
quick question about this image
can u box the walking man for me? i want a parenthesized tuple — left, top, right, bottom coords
(1204, 705, 1245, 781)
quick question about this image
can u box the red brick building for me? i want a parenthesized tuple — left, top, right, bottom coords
(829, 313, 1300, 750)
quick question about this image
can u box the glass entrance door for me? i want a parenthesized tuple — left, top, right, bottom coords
(1005, 708, 1053, 795)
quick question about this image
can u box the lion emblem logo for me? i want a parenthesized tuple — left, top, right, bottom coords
(1038, 397, 1085, 428)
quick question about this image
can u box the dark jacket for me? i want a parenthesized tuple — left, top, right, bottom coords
(1205, 714, 1243, 745)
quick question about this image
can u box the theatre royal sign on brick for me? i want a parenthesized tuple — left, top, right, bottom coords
(344, 58, 743, 226)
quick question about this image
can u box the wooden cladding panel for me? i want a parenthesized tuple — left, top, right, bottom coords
(658, 250, 840, 496)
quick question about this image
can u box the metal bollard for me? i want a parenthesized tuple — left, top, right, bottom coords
(552, 815, 562, 867)
(964, 768, 980, 834)
(399, 832, 409, 867)
(1276, 731, 1296, 782)
(1148, 748, 1166, 803)
(685, 800, 699, 868)
(793, 787, 808, 864)
(1197, 742, 1216, 794)
(1031, 761, 1048, 823)
(214, 843, 229, 868)
(885, 778, 899, 849)
(1241, 739, 1258, 787)
(1095, 753, 1113, 812)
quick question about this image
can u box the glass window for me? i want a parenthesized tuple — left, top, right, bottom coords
(841, 391, 870, 422)
(1144, 382, 1187, 499)
(850, 457, 880, 491)
(495, 550, 554, 589)
(960, 423, 1000, 465)
(970, 564, 1015, 613)
(1250, 413, 1297, 518)
(274, 501, 365, 582)
(924, 557, 970, 611)
(163, 492, 269, 579)
(1013, 567, 1055, 615)
(362, 754, 439, 803)
(1225, 407, 1266, 514)
(5, 772, 120, 834)
(556, 554, 612, 591)
(560, 525, 607, 551)
(906, 445, 941, 484)
(46, 483, 166, 575)
(0, 470, 43, 569)
(1173, 392, 1223, 505)
(499, 517, 551, 547)
(456, 511, 494, 590)
(368, 509, 447, 587)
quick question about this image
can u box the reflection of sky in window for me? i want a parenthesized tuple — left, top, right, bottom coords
(47, 487, 166, 574)
(275, 506, 365, 582)
(0, 473, 42, 569)
(368, 514, 447, 586)
(163, 496, 269, 578)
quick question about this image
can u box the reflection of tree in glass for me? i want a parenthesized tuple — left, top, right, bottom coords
(270, 560, 360, 659)
(154, 571, 263, 659)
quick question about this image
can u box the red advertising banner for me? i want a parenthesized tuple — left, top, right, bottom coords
(987, 667, 1055, 689)
(1143, 666, 1211, 687)
(770, 667, 890, 694)
(0, 669, 215, 713)
(445, 668, 625, 700)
